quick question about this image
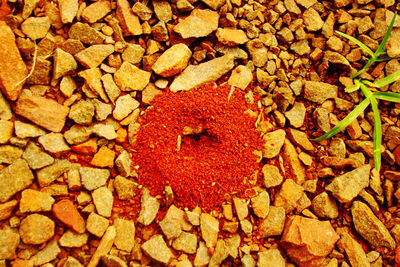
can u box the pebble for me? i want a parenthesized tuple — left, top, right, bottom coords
(21, 16, 50, 40)
(52, 199, 86, 233)
(92, 186, 113, 217)
(387, 28, 400, 58)
(81, 0, 111, 23)
(59, 0, 78, 23)
(209, 239, 229, 266)
(87, 226, 116, 267)
(281, 215, 339, 266)
(283, 138, 306, 185)
(0, 159, 33, 202)
(121, 44, 145, 65)
(38, 133, 71, 155)
(137, 188, 160, 226)
(114, 218, 136, 252)
(172, 231, 198, 254)
(91, 146, 115, 168)
(313, 107, 331, 132)
(290, 40, 311, 56)
(114, 62, 151, 91)
(285, 102, 306, 128)
(287, 128, 314, 153)
(69, 22, 105, 45)
(101, 255, 127, 267)
(194, 241, 211, 266)
(351, 201, 396, 250)
(246, 40, 268, 67)
(79, 68, 109, 103)
(142, 83, 163, 105)
(233, 197, 248, 221)
(228, 65, 253, 90)
(30, 239, 60, 266)
(339, 231, 370, 267)
(170, 54, 235, 92)
(79, 166, 110, 191)
(251, 191, 270, 219)
(113, 94, 140, 120)
(93, 99, 112, 121)
(262, 129, 286, 158)
(19, 189, 54, 213)
(304, 81, 338, 104)
(258, 248, 285, 267)
(0, 144, 23, 164)
(241, 254, 256, 267)
(262, 164, 283, 188)
(259, 206, 286, 237)
(0, 92, 12, 120)
(141, 235, 174, 265)
(200, 213, 219, 248)
(0, 200, 18, 221)
(75, 45, 114, 69)
(0, 227, 19, 259)
(160, 205, 192, 240)
(92, 123, 117, 140)
(36, 159, 71, 187)
(59, 230, 89, 247)
(311, 192, 339, 219)
(115, 150, 132, 177)
(15, 94, 69, 133)
(274, 179, 305, 213)
(19, 214, 55, 245)
(86, 212, 109, 238)
(328, 138, 346, 158)
(53, 48, 77, 79)
(14, 121, 45, 139)
(152, 43, 192, 78)
(132, 2, 153, 21)
(326, 164, 370, 203)
(216, 28, 248, 46)
(240, 219, 253, 234)
(174, 9, 219, 38)
(116, 0, 142, 36)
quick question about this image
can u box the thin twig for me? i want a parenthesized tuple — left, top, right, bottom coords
(14, 40, 38, 89)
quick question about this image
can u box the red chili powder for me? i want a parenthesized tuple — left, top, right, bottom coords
(131, 84, 263, 210)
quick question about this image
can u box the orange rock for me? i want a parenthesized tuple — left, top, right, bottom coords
(91, 146, 115, 168)
(52, 199, 86, 233)
(394, 145, 400, 166)
(116, 127, 127, 143)
(281, 215, 339, 267)
(72, 138, 98, 155)
(116, 0, 142, 36)
(0, 21, 28, 101)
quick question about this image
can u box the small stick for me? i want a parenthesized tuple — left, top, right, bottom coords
(176, 134, 181, 152)
(14, 40, 37, 89)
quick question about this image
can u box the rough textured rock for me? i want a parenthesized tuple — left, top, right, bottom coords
(59, 231, 89, 248)
(228, 65, 253, 90)
(152, 43, 192, 77)
(281, 216, 339, 267)
(259, 206, 286, 238)
(311, 192, 339, 219)
(69, 22, 104, 45)
(0, 145, 23, 164)
(30, 238, 60, 266)
(251, 191, 270, 219)
(81, 0, 111, 23)
(15, 95, 69, 133)
(262, 164, 283, 188)
(0, 200, 18, 221)
(0, 227, 19, 260)
(170, 54, 235, 92)
(326, 165, 370, 203)
(75, 45, 114, 69)
(142, 235, 174, 265)
(174, 9, 219, 38)
(114, 62, 151, 91)
(22, 141, 54, 169)
(114, 218, 135, 252)
(159, 205, 192, 240)
(68, 100, 95, 125)
(53, 48, 77, 79)
(339, 232, 370, 267)
(172, 231, 198, 254)
(113, 94, 139, 120)
(0, 159, 34, 202)
(137, 188, 160, 226)
(59, 0, 78, 23)
(216, 28, 248, 46)
(19, 189, 54, 213)
(92, 186, 113, 217)
(200, 213, 219, 248)
(274, 179, 304, 213)
(0, 21, 28, 101)
(36, 159, 71, 187)
(258, 248, 285, 267)
(263, 129, 286, 158)
(304, 81, 338, 104)
(19, 214, 55, 245)
(79, 166, 110, 191)
(116, 0, 143, 36)
(87, 226, 116, 267)
(86, 212, 109, 238)
(21, 16, 51, 40)
(283, 138, 306, 185)
(351, 201, 396, 250)
(52, 199, 86, 233)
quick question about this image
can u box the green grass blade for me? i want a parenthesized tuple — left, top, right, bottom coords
(369, 95, 382, 171)
(336, 31, 375, 58)
(375, 12, 397, 55)
(351, 57, 375, 79)
(345, 79, 360, 93)
(311, 98, 370, 142)
(372, 70, 400, 88)
(374, 91, 400, 103)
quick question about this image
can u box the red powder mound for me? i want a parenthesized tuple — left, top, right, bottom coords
(131, 84, 263, 210)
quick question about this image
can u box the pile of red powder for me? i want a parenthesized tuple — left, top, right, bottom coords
(131, 84, 263, 210)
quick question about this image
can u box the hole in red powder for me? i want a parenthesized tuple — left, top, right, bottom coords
(131, 84, 264, 211)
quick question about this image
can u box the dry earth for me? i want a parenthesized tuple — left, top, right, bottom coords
(0, 0, 400, 266)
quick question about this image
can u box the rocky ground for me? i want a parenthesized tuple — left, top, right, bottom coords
(0, 0, 400, 266)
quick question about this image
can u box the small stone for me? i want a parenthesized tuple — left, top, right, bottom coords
(0, 92, 12, 120)
(79, 68, 109, 103)
(115, 150, 132, 177)
(312, 192, 339, 219)
(0, 22, 28, 101)
(121, 44, 145, 65)
(81, 0, 111, 24)
(19, 189, 54, 213)
(92, 187, 113, 217)
(287, 128, 314, 153)
(285, 102, 306, 128)
(114, 62, 151, 91)
(228, 65, 253, 90)
(92, 123, 117, 140)
(38, 133, 71, 155)
(142, 235, 173, 265)
(69, 22, 104, 45)
(87, 212, 109, 238)
(93, 100, 112, 121)
(262, 129, 286, 158)
(0, 145, 22, 164)
(15, 95, 69, 133)
(339, 231, 370, 267)
(75, 45, 114, 69)
(241, 254, 256, 267)
(290, 40, 311, 56)
(251, 191, 270, 219)
(303, 8, 324, 31)
(0, 200, 18, 221)
(387, 28, 400, 58)
(79, 166, 110, 191)
(59, 0, 78, 23)
(277, 27, 294, 43)
(200, 213, 219, 248)
(324, 51, 352, 71)
(19, 214, 55, 245)
(153, 0, 172, 22)
(30, 239, 60, 266)
(246, 40, 268, 67)
(116, 0, 143, 36)
(262, 164, 283, 188)
(152, 43, 192, 78)
(201, 0, 225, 10)
(14, 121, 45, 139)
(91, 146, 115, 168)
(101, 255, 127, 267)
(87, 226, 116, 267)
(26, 57, 52, 85)
(59, 231, 89, 248)
(240, 219, 253, 234)
(216, 28, 248, 46)
(215, 43, 248, 60)
(172, 231, 197, 254)
(174, 9, 219, 38)
(159, 205, 191, 240)
(295, 0, 317, 8)
(0, 227, 19, 260)
(60, 76, 77, 97)
(304, 81, 338, 104)
(21, 17, 50, 40)
(329, 138, 346, 158)
(113, 94, 140, 120)
(137, 188, 160, 226)
(233, 197, 248, 221)
(132, 2, 153, 21)
(114, 218, 135, 252)
(142, 83, 163, 105)
(53, 199, 86, 233)
(283, 138, 306, 185)
(101, 74, 121, 104)
(53, 48, 77, 79)
(274, 179, 304, 213)
(326, 36, 343, 52)
(0, 159, 33, 202)
(36, 159, 71, 187)
(351, 201, 396, 250)
(326, 165, 370, 203)
(194, 241, 211, 266)
(170, 55, 235, 92)
(257, 248, 285, 267)
(152, 21, 169, 42)
(281, 216, 339, 267)
(259, 206, 286, 237)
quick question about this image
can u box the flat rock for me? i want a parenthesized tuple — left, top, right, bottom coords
(137, 188, 160, 226)
(36, 159, 71, 187)
(31, 239, 60, 266)
(0, 145, 23, 164)
(114, 218, 135, 252)
(274, 179, 304, 213)
(170, 54, 235, 92)
(262, 164, 283, 188)
(259, 206, 286, 237)
(122, 44, 145, 65)
(0, 227, 19, 259)
(113, 94, 140, 120)
(262, 129, 286, 158)
(79, 166, 110, 191)
(216, 28, 248, 46)
(19, 214, 55, 245)
(92, 186, 113, 217)
(258, 248, 285, 267)
(69, 22, 104, 45)
(116, 0, 142, 36)
(59, 230, 89, 248)
(59, 0, 78, 23)
(81, 0, 111, 23)
(91, 146, 115, 168)
(174, 9, 219, 38)
(287, 128, 314, 153)
(15, 95, 69, 133)
(21, 16, 50, 40)
(339, 232, 370, 267)
(0, 159, 33, 202)
(200, 213, 219, 248)
(326, 165, 370, 203)
(38, 133, 71, 155)
(283, 138, 306, 185)
(228, 65, 253, 90)
(14, 120, 46, 139)
(285, 102, 306, 128)
(172, 231, 198, 254)
(0, 22, 28, 101)
(152, 43, 192, 77)
(53, 199, 86, 233)
(75, 45, 114, 69)
(86, 212, 109, 238)
(304, 81, 338, 104)
(351, 201, 396, 250)
(281, 215, 339, 267)
(160, 205, 192, 240)
(19, 189, 54, 213)
(114, 62, 151, 91)
(142, 235, 174, 265)
(69, 100, 95, 125)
